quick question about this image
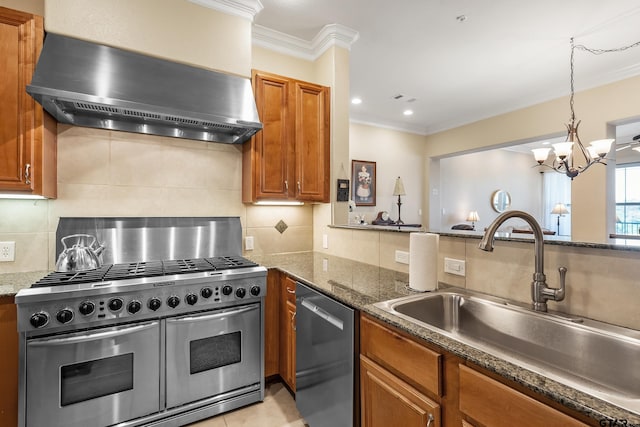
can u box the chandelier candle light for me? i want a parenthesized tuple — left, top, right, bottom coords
(532, 37, 640, 179)
(393, 176, 406, 225)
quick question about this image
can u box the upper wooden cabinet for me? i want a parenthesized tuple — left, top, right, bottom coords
(243, 70, 330, 203)
(0, 7, 56, 198)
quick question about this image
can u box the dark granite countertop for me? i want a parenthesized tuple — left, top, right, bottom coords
(251, 251, 640, 426)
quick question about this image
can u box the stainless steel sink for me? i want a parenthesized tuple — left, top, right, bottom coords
(374, 289, 640, 415)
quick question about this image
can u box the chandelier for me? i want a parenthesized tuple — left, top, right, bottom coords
(532, 37, 640, 179)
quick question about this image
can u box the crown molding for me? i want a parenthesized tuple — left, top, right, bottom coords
(253, 23, 359, 61)
(189, 0, 263, 21)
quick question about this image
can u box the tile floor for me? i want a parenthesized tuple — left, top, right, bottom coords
(186, 382, 307, 427)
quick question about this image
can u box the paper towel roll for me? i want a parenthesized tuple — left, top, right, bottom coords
(409, 232, 439, 292)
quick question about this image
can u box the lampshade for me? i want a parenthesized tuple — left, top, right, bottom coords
(466, 211, 480, 222)
(589, 139, 614, 158)
(393, 176, 406, 196)
(531, 148, 551, 164)
(551, 203, 570, 215)
(552, 142, 574, 159)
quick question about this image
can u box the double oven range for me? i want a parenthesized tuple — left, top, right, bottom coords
(15, 217, 266, 427)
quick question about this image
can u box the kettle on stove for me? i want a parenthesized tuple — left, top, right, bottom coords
(55, 234, 106, 272)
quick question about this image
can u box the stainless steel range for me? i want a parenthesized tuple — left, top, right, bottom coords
(15, 217, 267, 427)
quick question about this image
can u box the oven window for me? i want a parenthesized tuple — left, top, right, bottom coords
(190, 331, 241, 374)
(60, 353, 134, 406)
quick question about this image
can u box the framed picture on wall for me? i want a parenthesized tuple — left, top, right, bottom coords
(351, 160, 376, 206)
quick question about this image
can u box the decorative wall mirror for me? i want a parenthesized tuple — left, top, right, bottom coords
(491, 190, 511, 213)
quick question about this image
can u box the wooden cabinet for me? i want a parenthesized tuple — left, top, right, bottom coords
(243, 70, 329, 203)
(458, 365, 590, 427)
(0, 7, 56, 198)
(264, 269, 280, 378)
(0, 296, 19, 427)
(361, 355, 440, 427)
(279, 275, 296, 391)
(361, 313, 596, 427)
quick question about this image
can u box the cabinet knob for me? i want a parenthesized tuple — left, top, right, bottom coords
(292, 311, 297, 331)
(24, 163, 31, 185)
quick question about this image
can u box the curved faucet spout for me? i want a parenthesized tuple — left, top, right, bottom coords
(478, 210, 565, 312)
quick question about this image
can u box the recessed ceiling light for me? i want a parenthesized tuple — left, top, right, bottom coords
(403, 110, 413, 116)
(351, 97, 362, 105)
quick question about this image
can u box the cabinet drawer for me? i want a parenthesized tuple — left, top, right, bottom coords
(459, 364, 589, 427)
(361, 355, 440, 427)
(361, 314, 441, 397)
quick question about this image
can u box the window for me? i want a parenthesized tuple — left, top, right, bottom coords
(615, 164, 640, 235)
(542, 172, 571, 236)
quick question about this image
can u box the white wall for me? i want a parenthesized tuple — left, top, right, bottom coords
(349, 123, 425, 225)
(436, 149, 542, 231)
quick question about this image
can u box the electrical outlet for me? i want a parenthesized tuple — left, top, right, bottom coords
(322, 234, 328, 249)
(245, 236, 254, 251)
(395, 250, 409, 264)
(444, 257, 465, 276)
(0, 241, 16, 262)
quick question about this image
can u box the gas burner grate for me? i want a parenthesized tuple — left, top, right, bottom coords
(163, 259, 216, 275)
(31, 266, 113, 287)
(104, 261, 164, 280)
(30, 256, 259, 287)
(205, 256, 258, 270)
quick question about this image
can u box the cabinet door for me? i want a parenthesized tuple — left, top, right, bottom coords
(244, 71, 293, 201)
(0, 296, 18, 427)
(293, 81, 330, 202)
(361, 355, 440, 427)
(264, 269, 280, 378)
(279, 276, 296, 391)
(0, 7, 56, 197)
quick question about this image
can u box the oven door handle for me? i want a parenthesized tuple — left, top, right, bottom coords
(300, 298, 344, 330)
(167, 304, 258, 323)
(28, 321, 159, 346)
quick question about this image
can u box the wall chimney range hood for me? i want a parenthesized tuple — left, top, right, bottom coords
(27, 34, 262, 144)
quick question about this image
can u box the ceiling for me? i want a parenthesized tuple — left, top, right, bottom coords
(253, 0, 640, 136)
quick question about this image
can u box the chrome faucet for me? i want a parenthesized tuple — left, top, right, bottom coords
(478, 210, 566, 312)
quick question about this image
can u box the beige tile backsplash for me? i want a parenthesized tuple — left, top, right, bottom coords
(0, 126, 311, 273)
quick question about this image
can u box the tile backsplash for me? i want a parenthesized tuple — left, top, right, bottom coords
(0, 125, 312, 273)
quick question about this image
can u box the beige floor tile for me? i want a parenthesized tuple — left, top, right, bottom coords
(185, 382, 305, 427)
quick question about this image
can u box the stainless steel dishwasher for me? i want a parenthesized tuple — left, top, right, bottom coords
(296, 282, 355, 427)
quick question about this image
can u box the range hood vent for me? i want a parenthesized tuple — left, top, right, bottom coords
(27, 34, 262, 144)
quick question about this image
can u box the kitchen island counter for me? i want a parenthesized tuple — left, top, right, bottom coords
(252, 251, 640, 427)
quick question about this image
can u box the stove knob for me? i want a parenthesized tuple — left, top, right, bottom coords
(235, 287, 246, 299)
(148, 297, 162, 311)
(186, 294, 198, 305)
(200, 287, 213, 299)
(222, 285, 233, 296)
(128, 300, 142, 314)
(108, 298, 124, 312)
(167, 295, 181, 308)
(79, 301, 95, 316)
(30, 312, 49, 328)
(250, 285, 261, 297)
(56, 308, 74, 324)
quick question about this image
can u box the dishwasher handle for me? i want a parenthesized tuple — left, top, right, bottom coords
(300, 298, 344, 330)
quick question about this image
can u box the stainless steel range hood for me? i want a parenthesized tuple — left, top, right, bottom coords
(27, 34, 262, 144)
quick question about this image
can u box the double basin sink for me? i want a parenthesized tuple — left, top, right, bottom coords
(374, 288, 640, 416)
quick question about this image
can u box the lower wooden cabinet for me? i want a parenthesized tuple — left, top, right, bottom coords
(279, 274, 296, 391)
(264, 269, 280, 378)
(361, 355, 440, 427)
(458, 364, 590, 427)
(0, 296, 18, 427)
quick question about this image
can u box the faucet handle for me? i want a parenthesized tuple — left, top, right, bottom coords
(542, 266, 567, 303)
